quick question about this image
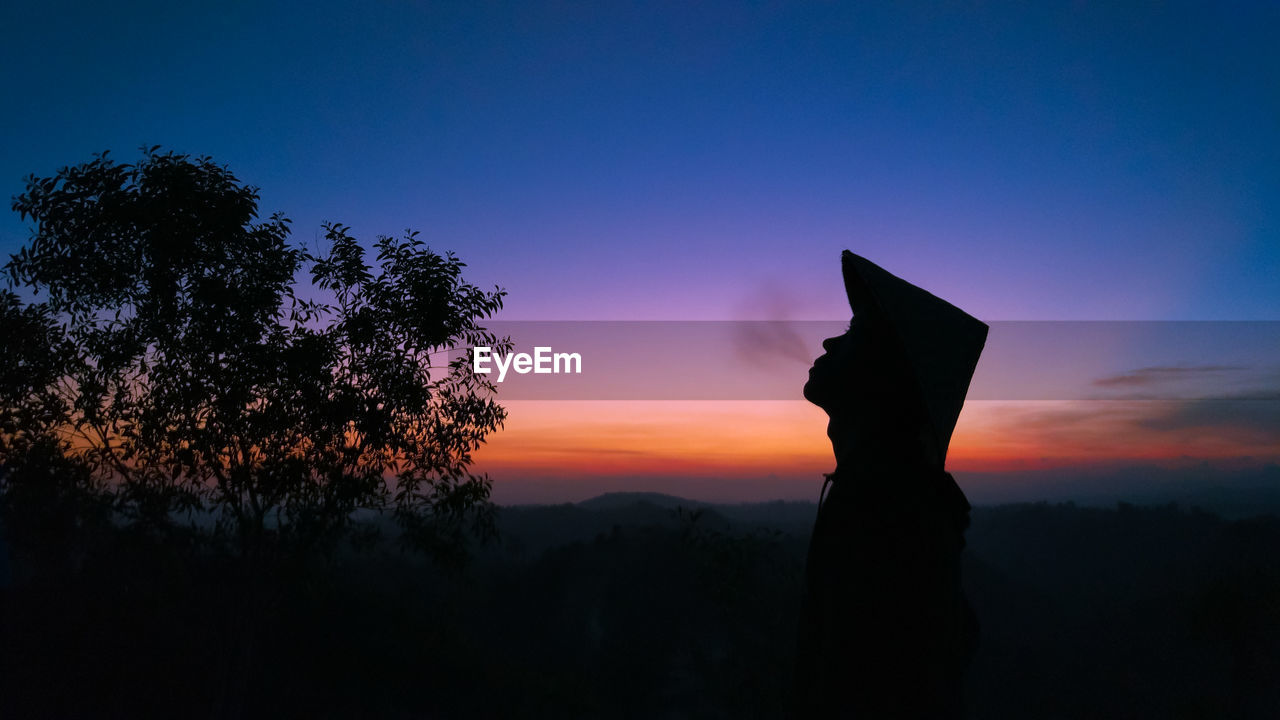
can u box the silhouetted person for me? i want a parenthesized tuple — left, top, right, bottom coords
(794, 251, 987, 718)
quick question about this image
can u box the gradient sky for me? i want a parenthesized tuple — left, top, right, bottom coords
(3, 1, 1277, 501)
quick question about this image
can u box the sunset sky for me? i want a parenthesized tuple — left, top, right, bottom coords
(2, 1, 1277, 502)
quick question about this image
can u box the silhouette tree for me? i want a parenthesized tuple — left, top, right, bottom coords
(2, 149, 510, 567)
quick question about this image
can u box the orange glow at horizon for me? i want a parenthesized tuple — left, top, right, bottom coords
(476, 400, 1280, 481)
(475, 401, 835, 478)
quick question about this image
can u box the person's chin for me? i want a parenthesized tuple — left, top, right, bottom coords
(802, 376, 822, 406)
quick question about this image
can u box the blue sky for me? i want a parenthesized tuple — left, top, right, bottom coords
(2, 0, 1276, 323)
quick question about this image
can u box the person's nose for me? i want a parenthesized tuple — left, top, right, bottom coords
(821, 335, 841, 353)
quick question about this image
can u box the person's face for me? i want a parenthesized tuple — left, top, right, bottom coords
(803, 317, 868, 413)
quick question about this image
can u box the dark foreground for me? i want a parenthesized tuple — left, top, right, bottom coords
(2, 494, 1278, 718)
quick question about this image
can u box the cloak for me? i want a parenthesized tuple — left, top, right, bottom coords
(794, 251, 987, 718)
(841, 250, 988, 468)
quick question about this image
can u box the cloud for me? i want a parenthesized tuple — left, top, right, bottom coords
(956, 390, 1280, 464)
(1092, 365, 1247, 388)
(1137, 392, 1280, 438)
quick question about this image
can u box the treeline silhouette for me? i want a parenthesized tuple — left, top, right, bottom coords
(2, 492, 1277, 718)
(0, 147, 508, 718)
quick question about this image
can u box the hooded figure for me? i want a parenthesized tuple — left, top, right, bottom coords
(794, 251, 987, 718)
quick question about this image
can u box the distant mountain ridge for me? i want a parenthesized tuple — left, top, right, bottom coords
(488, 479, 1280, 561)
(509, 463, 1280, 521)
(574, 492, 712, 512)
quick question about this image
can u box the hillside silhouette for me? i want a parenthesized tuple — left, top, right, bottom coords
(4, 492, 1277, 717)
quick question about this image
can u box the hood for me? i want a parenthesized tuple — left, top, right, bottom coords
(841, 250, 988, 466)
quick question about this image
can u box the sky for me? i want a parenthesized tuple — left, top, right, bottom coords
(2, 1, 1277, 502)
